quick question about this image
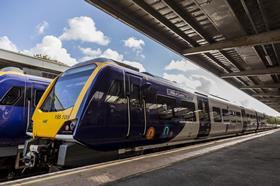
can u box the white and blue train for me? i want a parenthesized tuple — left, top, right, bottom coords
(21, 58, 277, 168)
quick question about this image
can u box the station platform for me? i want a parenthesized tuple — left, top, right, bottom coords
(111, 129, 280, 186)
(2, 129, 279, 186)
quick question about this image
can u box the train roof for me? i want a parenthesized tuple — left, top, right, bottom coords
(76, 58, 182, 88)
(72, 58, 140, 72)
(0, 71, 51, 83)
(77, 58, 264, 114)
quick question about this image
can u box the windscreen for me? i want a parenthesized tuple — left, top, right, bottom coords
(41, 64, 96, 112)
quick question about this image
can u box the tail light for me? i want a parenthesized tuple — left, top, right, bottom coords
(58, 119, 77, 134)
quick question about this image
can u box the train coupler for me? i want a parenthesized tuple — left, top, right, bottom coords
(22, 139, 58, 169)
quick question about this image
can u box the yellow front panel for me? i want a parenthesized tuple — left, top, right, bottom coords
(32, 62, 109, 139)
(32, 108, 73, 139)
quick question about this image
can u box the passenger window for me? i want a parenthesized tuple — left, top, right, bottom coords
(213, 107, 222, 122)
(230, 111, 236, 123)
(1, 87, 22, 105)
(105, 80, 125, 104)
(222, 109, 230, 122)
(34, 90, 44, 106)
(236, 112, 241, 123)
(157, 95, 176, 120)
(174, 101, 196, 121)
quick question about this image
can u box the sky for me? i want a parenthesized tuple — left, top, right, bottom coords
(0, 0, 279, 116)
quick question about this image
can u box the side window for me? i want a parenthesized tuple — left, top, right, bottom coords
(157, 95, 176, 120)
(213, 107, 222, 122)
(145, 85, 157, 111)
(105, 80, 125, 104)
(230, 111, 236, 123)
(222, 109, 230, 122)
(0, 87, 23, 105)
(236, 112, 241, 124)
(34, 90, 45, 106)
(174, 101, 196, 121)
(130, 82, 140, 107)
(253, 114, 257, 122)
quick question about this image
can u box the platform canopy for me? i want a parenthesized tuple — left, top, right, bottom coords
(0, 48, 69, 78)
(87, 0, 280, 112)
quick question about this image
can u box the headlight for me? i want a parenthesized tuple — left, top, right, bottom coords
(58, 119, 77, 134)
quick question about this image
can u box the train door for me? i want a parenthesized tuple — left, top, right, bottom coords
(241, 108, 247, 132)
(256, 112, 260, 131)
(197, 96, 211, 137)
(26, 82, 46, 132)
(126, 73, 145, 138)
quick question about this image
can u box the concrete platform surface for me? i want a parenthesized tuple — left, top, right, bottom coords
(110, 130, 280, 186)
(2, 129, 279, 186)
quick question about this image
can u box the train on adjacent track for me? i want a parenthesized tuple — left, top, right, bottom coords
(0, 68, 50, 171)
(21, 58, 277, 169)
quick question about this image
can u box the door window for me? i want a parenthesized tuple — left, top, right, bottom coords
(130, 82, 141, 107)
(34, 90, 45, 106)
(198, 99, 210, 121)
(222, 109, 230, 122)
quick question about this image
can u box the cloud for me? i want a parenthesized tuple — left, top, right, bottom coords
(79, 47, 102, 57)
(163, 73, 216, 93)
(0, 35, 76, 66)
(123, 37, 145, 58)
(124, 37, 145, 50)
(28, 35, 77, 66)
(0, 36, 18, 52)
(191, 74, 215, 93)
(165, 59, 200, 72)
(163, 73, 201, 91)
(102, 48, 124, 61)
(79, 47, 145, 72)
(36, 21, 49, 35)
(60, 16, 110, 45)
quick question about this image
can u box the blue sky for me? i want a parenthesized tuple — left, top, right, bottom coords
(0, 0, 279, 116)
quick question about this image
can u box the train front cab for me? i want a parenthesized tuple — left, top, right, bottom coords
(23, 62, 104, 168)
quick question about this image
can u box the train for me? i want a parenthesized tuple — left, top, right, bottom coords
(21, 58, 277, 169)
(0, 68, 50, 171)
